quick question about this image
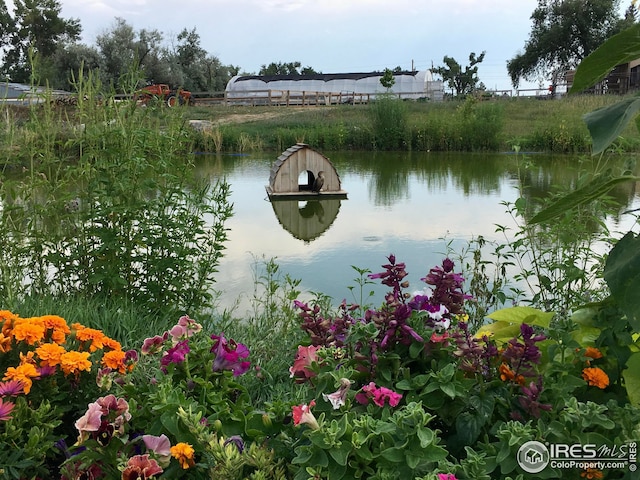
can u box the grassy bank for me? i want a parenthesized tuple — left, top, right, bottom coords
(185, 94, 640, 153)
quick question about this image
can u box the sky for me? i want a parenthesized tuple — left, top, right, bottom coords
(44, 0, 627, 93)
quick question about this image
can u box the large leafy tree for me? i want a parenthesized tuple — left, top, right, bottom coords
(432, 52, 486, 96)
(507, 0, 626, 88)
(259, 61, 319, 75)
(0, 0, 81, 83)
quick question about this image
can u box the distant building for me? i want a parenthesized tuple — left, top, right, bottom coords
(0, 82, 68, 103)
(225, 70, 444, 103)
(565, 58, 640, 94)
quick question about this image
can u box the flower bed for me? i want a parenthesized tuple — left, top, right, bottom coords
(1, 255, 639, 479)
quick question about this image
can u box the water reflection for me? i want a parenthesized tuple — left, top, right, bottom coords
(191, 151, 640, 314)
(271, 198, 342, 243)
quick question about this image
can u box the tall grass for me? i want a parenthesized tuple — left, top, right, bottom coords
(0, 69, 233, 319)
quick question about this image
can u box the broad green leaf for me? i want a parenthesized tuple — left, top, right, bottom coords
(570, 23, 640, 93)
(604, 232, 640, 331)
(622, 351, 640, 406)
(583, 98, 640, 155)
(529, 174, 639, 223)
(475, 320, 521, 340)
(487, 306, 555, 328)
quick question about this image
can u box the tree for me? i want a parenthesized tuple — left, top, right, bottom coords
(432, 52, 486, 96)
(259, 61, 319, 75)
(95, 18, 166, 91)
(0, 0, 81, 83)
(380, 68, 395, 90)
(507, 0, 625, 88)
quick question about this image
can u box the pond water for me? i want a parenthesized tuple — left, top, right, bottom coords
(194, 151, 640, 314)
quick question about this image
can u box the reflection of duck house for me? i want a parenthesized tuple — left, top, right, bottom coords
(266, 143, 348, 200)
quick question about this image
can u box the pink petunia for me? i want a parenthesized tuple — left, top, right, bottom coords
(289, 345, 321, 381)
(142, 434, 172, 457)
(210, 333, 251, 376)
(437, 474, 458, 480)
(355, 382, 402, 408)
(322, 378, 352, 409)
(292, 400, 320, 430)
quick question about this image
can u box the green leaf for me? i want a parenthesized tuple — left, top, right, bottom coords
(529, 173, 639, 223)
(604, 232, 640, 331)
(583, 98, 640, 155)
(570, 23, 640, 93)
(622, 352, 640, 406)
(379, 446, 406, 463)
(487, 306, 554, 328)
(329, 442, 352, 466)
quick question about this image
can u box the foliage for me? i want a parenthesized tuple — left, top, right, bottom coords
(0, 0, 81, 83)
(259, 61, 319, 76)
(380, 68, 396, 90)
(0, 73, 233, 316)
(507, 0, 624, 88)
(432, 52, 486, 96)
(368, 95, 409, 150)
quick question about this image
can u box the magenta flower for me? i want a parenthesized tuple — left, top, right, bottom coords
(210, 333, 251, 376)
(160, 339, 190, 372)
(142, 434, 171, 457)
(355, 382, 402, 407)
(168, 315, 202, 341)
(322, 378, 352, 409)
(0, 380, 24, 396)
(289, 345, 322, 381)
(292, 400, 320, 430)
(0, 398, 15, 421)
(141, 332, 168, 355)
(437, 474, 458, 480)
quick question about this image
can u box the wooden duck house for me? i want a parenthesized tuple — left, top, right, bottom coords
(266, 144, 348, 200)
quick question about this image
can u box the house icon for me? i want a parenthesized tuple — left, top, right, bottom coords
(518, 440, 550, 474)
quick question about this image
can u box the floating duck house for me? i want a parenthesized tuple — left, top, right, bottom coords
(266, 144, 347, 200)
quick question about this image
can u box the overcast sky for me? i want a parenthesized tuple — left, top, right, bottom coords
(52, 0, 627, 92)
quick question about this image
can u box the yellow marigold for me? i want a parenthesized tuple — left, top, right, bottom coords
(12, 319, 46, 345)
(170, 442, 195, 469)
(35, 343, 67, 368)
(74, 327, 107, 352)
(59, 351, 92, 376)
(102, 349, 126, 373)
(3, 363, 39, 394)
(582, 367, 609, 389)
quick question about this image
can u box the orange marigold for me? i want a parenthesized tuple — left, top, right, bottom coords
(102, 349, 126, 373)
(0, 332, 12, 353)
(103, 337, 122, 351)
(581, 467, 604, 479)
(3, 363, 39, 394)
(0, 310, 19, 333)
(584, 347, 603, 360)
(12, 319, 46, 345)
(74, 327, 108, 352)
(582, 367, 609, 389)
(40, 315, 71, 344)
(35, 343, 67, 368)
(60, 351, 92, 376)
(499, 363, 525, 385)
(170, 442, 195, 469)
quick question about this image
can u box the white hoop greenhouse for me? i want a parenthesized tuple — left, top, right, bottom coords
(225, 70, 444, 103)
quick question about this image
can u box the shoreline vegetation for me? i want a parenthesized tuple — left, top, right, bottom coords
(2, 61, 640, 477)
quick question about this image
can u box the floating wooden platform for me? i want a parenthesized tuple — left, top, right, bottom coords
(266, 143, 348, 200)
(265, 186, 348, 200)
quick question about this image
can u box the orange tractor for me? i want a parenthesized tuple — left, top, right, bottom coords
(135, 84, 194, 107)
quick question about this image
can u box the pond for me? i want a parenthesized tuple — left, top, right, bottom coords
(194, 151, 640, 314)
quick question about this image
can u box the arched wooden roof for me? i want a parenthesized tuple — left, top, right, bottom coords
(267, 143, 346, 196)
